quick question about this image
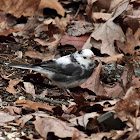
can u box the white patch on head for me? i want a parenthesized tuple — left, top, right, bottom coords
(74, 49, 94, 68)
(56, 55, 71, 65)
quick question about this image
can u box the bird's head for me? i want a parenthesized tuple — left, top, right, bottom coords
(74, 49, 95, 68)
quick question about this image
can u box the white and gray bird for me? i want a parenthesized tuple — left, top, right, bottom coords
(7, 49, 96, 90)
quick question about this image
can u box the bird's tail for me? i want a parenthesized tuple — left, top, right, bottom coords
(6, 63, 34, 70)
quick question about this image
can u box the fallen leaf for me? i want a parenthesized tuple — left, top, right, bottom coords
(116, 28, 140, 55)
(1, 74, 10, 80)
(87, 20, 125, 55)
(61, 34, 89, 50)
(55, 14, 71, 32)
(69, 112, 99, 128)
(16, 100, 55, 112)
(34, 34, 61, 53)
(131, 76, 140, 88)
(81, 62, 128, 98)
(83, 0, 129, 55)
(103, 54, 124, 63)
(103, 70, 128, 98)
(6, 78, 22, 94)
(115, 87, 140, 116)
(4, 106, 22, 115)
(25, 50, 55, 61)
(0, 29, 24, 36)
(66, 20, 94, 36)
(91, 13, 112, 22)
(0, 111, 16, 126)
(80, 62, 106, 96)
(18, 114, 33, 128)
(34, 116, 87, 138)
(23, 82, 36, 98)
(109, 0, 129, 18)
(0, 0, 40, 17)
(38, 0, 65, 17)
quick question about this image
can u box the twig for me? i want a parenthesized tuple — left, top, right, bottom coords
(36, 96, 69, 106)
(0, 55, 28, 64)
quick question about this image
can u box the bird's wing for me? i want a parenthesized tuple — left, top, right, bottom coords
(33, 60, 83, 76)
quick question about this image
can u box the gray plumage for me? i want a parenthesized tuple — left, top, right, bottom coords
(7, 49, 96, 88)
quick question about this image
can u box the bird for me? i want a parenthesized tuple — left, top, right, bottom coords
(6, 49, 96, 95)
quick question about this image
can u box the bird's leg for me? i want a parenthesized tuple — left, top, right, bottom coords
(62, 88, 71, 96)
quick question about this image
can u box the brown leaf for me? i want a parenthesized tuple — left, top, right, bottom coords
(115, 87, 140, 116)
(0, 29, 24, 36)
(110, 0, 129, 19)
(84, 0, 129, 55)
(34, 34, 61, 53)
(38, 0, 65, 17)
(23, 82, 36, 98)
(61, 34, 89, 50)
(0, 111, 16, 126)
(103, 70, 128, 98)
(80, 62, 106, 95)
(89, 20, 125, 55)
(66, 20, 94, 36)
(55, 15, 71, 32)
(4, 106, 22, 115)
(0, 0, 41, 17)
(116, 28, 140, 55)
(131, 76, 140, 88)
(34, 116, 87, 138)
(16, 100, 55, 112)
(6, 78, 22, 94)
(91, 13, 112, 22)
(25, 50, 55, 61)
(103, 54, 124, 63)
(69, 112, 99, 128)
(18, 114, 33, 128)
(81, 63, 128, 98)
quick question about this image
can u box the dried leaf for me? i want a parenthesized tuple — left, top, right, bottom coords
(34, 116, 87, 138)
(90, 20, 125, 55)
(80, 62, 106, 95)
(25, 50, 55, 61)
(23, 82, 36, 98)
(34, 34, 61, 53)
(115, 87, 140, 116)
(91, 13, 112, 22)
(16, 100, 55, 112)
(0, 111, 16, 126)
(4, 106, 22, 115)
(116, 28, 140, 55)
(103, 54, 124, 63)
(38, 0, 65, 17)
(84, 0, 129, 55)
(18, 114, 33, 128)
(69, 112, 99, 128)
(66, 20, 94, 36)
(0, 0, 40, 17)
(61, 34, 89, 50)
(6, 78, 22, 94)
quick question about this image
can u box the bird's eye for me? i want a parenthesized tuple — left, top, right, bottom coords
(83, 56, 87, 59)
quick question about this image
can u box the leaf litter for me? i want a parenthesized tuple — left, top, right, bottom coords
(0, 0, 139, 139)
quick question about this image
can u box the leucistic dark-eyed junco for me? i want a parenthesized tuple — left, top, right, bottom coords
(6, 49, 96, 95)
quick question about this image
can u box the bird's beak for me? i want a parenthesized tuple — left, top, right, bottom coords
(90, 56, 95, 60)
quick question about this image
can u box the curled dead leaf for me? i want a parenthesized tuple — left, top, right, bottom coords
(25, 50, 55, 61)
(6, 78, 22, 94)
(38, 0, 65, 17)
(16, 100, 55, 112)
(103, 54, 124, 63)
(0, 0, 40, 17)
(34, 116, 87, 138)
